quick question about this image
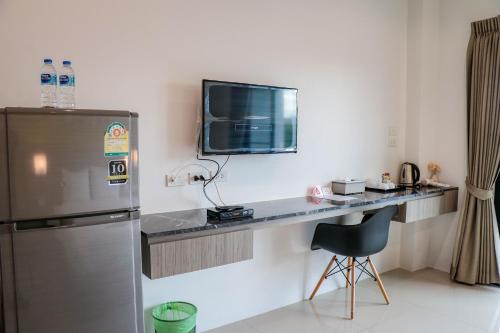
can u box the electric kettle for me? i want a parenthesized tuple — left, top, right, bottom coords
(399, 162, 420, 187)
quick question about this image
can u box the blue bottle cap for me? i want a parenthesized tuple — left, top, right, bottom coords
(63, 60, 71, 65)
(43, 59, 52, 64)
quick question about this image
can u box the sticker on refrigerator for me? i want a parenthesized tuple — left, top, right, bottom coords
(108, 160, 128, 185)
(104, 122, 129, 157)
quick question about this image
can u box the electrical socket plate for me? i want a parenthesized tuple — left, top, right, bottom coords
(166, 174, 187, 187)
(166, 170, 228, 187)
(188, 171, 210, 185)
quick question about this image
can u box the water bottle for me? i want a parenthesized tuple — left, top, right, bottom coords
(58, 60, 75, 109)
(40, 59, 57, 107)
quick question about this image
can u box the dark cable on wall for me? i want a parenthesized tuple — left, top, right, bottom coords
(201, 155, 230, 207)
(195, 132, 231, 207)
(196, 135, 220, 174)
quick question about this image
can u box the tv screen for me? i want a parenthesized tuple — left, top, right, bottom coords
(202, 80, 298, 155)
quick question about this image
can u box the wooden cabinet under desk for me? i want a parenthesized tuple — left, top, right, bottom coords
(142, 229, 253, 280)
(393, 188, 458, 223)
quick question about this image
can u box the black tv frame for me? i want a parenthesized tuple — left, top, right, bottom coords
(201, 79, 298, 156)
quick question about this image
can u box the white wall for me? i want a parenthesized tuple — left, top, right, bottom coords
(400, 0, 440, 272)
(0, 0, 408, 210)
(0, 0, 409, 331)
(403, 0, 500, 273)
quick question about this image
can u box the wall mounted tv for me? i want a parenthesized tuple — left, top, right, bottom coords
(202, 80, 298, 155)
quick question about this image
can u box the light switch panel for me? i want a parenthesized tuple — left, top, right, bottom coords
(388, 126, 398, 148)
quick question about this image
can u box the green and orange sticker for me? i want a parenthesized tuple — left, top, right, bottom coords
(104, 122, 129, 157)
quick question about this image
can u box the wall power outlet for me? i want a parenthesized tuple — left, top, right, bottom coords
(166, 170, 228, 187)
(188, 171, 210, 185)
(166, 175, 187, 187)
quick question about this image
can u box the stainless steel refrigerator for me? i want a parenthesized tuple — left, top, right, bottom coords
(0, 107, 143, 333)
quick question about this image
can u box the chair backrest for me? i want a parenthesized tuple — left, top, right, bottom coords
(354, 205, 398, 257)
(311, 205, 399, 257)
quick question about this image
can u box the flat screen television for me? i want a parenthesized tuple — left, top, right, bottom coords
(202, 80, 298, 155)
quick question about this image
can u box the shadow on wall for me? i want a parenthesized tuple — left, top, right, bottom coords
(427, 212, 460, 271)
(165, 82, 200, 160)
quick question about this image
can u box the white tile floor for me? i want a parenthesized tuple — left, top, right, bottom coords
(207, 269, 500, 333)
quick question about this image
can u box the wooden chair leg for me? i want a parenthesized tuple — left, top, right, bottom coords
(346, 257, 352, 288)
(367, 256, 390, 304)
(309, 255, 336, 300)
(350, 257, 356, 320)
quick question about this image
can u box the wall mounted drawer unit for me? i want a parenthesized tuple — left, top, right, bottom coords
(394, 188, 458, 223)
(142, 229, 253, 279)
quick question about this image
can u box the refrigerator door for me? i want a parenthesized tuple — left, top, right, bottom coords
(6, 108, 139, 220)
(0, 109, 9, 222)
(0, 224, 17, 333)
(11, 211, 143, 333)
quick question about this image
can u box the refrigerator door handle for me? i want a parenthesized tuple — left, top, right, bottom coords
(13, 221, 77, 232)
(12, 211, 136, 232)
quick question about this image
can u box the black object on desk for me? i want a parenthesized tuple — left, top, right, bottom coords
(214, 205, 244, 212)
(365, 185, 406, 193)
(207, 206, 254, 222)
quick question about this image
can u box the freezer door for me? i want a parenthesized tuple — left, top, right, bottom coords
(0, 109, 9, 222)
(6, 108, 139, 220)
(12, 212, 143, 333)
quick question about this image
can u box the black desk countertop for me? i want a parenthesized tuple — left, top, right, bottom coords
(141, 186, 458, 240)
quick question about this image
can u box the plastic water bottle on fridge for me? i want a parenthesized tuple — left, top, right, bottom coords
(40, 58, 57, 107)
(58, 60, 76, 108)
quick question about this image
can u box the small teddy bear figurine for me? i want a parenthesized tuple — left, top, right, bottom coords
(427, 161, 441, 182)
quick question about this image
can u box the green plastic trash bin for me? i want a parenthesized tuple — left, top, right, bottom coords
(152, 302, 197, 333)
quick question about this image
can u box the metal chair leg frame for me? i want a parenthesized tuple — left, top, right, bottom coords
(346, 257, 352, 288)
(325, 257, 351, 284)
(353, 258, 376, 284)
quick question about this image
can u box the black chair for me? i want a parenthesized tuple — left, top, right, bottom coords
(308, 205, 398, 320)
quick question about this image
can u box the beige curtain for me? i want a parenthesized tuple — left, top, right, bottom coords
(451, 16, 500, 285)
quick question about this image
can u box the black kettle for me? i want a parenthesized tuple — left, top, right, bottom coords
(399, 162, 420, 187)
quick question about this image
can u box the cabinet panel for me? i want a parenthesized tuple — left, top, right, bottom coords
(143, 229, 253, 279)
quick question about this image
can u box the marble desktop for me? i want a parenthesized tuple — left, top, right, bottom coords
(141, 186, 457, 240)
